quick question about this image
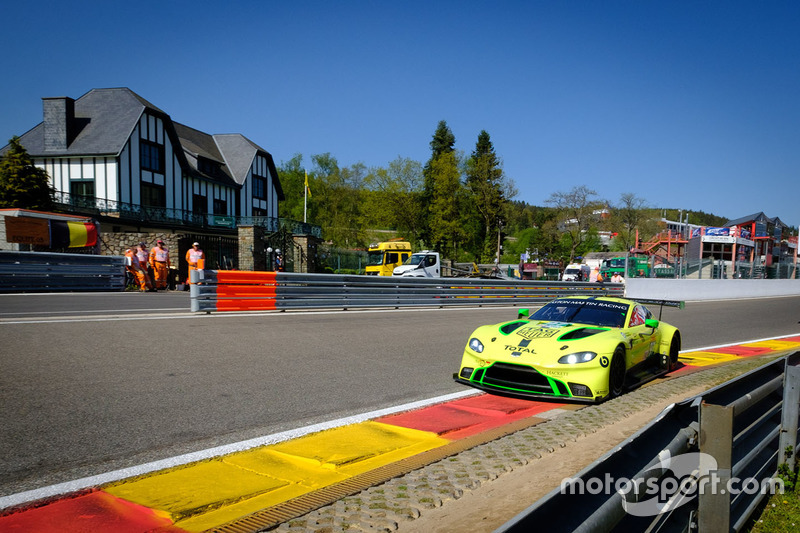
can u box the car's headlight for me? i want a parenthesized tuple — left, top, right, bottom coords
(558, 351, 598, 364)
(468, 337, 484, 353)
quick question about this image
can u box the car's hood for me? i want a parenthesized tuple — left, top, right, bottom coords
(474, 319, 617, 364)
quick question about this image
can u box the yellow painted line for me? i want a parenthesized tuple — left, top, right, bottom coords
(740, 340, 800, 351)
(678, 351, 741, 367)
(104, 421, 447, 532)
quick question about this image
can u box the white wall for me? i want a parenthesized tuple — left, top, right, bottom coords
(625, 278, 800, 301)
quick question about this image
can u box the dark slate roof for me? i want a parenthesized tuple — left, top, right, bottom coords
(173, 123, 238, 188)
(725, 212, 770, 227)
(771, 217, 787, 228)
(215, 134, 284, 200)
(7, 88, 153, 157)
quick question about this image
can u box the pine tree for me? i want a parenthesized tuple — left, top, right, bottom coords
(0, 137, 54, 210)
(466, 130, 505, 262)
(420, 121, 456, 247)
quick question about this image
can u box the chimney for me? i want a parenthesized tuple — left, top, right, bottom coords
(43, 97, 76, 151)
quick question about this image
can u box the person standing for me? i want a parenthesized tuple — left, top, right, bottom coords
(149, 239, 171, 290)
(136, 242, 153, 291)
(185, 241, 204, 284)
(124, 246, 139, 290)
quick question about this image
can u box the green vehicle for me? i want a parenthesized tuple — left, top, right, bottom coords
(601, 256, 650, 278)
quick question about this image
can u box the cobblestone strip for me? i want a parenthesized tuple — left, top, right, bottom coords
(268, 357, 781, 533)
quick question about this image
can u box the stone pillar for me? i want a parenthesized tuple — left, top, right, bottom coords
(292, 233, 321, 273)
(238, 225, 267, 271)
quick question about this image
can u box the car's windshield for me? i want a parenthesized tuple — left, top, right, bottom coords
(367, 251, 384, 266)
(404, 255, 424, 266)
(530, 299, 628, 328)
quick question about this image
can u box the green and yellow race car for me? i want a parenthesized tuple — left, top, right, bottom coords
(453, 296, 683, 403)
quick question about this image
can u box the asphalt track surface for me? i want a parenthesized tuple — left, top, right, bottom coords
(1, 292, 799, 499)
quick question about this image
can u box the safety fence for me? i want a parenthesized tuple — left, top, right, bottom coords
(498, 352, 800, 533)
(0, 251, 126, 292)
(189, 270, 624, 313)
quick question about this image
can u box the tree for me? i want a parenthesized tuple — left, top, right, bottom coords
(465, 130, 512, 262)
(421, 121, 456, 246)
(277, 154, 307, 222)
(428, 151, 467, 257)
(609, 192, 648, 251)
(362, 157, 425, 244)
(546, 185, 603, 263)
(310, 153, 366, 247)
(0, 137, 54, 210)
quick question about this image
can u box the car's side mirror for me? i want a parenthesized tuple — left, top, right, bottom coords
(518, 308, 530, 319)
(645, 318, 659, 329)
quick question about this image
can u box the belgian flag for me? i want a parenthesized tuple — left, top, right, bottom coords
(50, 221, 98, 248)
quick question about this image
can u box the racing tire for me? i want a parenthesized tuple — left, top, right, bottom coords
(608, 346, 626, 399)
(668, 334, 681, 372)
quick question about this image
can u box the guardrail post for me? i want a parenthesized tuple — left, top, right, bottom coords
(190, 269, 200, 313)
(780, 364, 800, 472)
(698, 403, 733, 533)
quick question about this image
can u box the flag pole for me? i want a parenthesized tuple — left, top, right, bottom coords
(303, 169, 308, 223)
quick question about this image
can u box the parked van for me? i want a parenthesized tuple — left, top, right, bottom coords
(562, 263, 590, 281)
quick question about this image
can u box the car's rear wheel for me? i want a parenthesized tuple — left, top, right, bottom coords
(608, 346, 626, 399)
(669, 334, 681, 371)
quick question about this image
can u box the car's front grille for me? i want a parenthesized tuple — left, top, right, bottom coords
(481, 363, 554, 393)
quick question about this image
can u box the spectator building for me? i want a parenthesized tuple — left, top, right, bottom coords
(1, 88, 320, 274)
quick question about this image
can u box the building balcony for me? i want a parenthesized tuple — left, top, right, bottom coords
(53, 191, 321, 238)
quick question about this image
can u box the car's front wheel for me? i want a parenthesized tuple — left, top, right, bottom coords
(669, 334, 681, 371)
(608, 346, 626, 399)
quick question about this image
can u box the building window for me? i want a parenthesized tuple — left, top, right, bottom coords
(70, 180, 95, 198)
(142, 182, 166, 207)
(140, 140, 165, 173)
(192, 194, 207, 215)
(253, 207, 269, 217)
(253, 174, 268, 200)
(213, 198, 227, 215)
(69, 180, 95, 208)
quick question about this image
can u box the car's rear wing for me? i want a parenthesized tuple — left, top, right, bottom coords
(631, 298, 685, 320)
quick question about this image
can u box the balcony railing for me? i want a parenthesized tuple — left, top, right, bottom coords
(53, 192, 321, 238)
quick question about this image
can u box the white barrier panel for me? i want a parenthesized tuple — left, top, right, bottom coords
(625, 278, 800, 301)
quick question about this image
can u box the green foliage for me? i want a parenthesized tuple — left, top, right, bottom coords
(362, 157, 424, 245)
(309, 153, 367, 247)
(546, 185, 604, 263)
(421, 121, 457, 247)
(428, 151, 468, 256)
(277, 154, 307, 222)
(662, 208, 727, 227)
(0, 137, 54, 210)
(465, 130, 509, 262)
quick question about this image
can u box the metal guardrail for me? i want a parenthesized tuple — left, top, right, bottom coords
(189, 270, 625, 313)
(0, 251, 126, 292)
(498, 352, 800, 533)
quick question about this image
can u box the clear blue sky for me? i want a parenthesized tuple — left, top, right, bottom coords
(2, 1, 798, 227)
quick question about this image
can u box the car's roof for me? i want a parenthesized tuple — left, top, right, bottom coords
(551, 296, 633, 306)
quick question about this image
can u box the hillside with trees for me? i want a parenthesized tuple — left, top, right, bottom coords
(278, 123, 783, 265)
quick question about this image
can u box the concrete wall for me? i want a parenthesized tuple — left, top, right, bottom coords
(625, 278, 800, 301)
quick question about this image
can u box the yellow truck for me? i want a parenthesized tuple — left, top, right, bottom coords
(365, 240, 412, 276)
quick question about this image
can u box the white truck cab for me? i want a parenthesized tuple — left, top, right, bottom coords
(392, 251, 441, 277)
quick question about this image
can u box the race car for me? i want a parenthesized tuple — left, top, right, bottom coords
(453, 296, 683, 403)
